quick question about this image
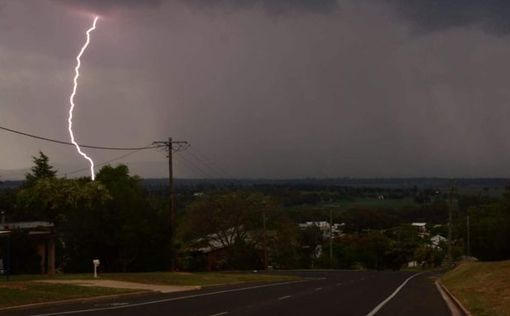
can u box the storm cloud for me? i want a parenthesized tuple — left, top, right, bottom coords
(1, 0, 510, 179)
(385, 0, 510, 34)
(181, 0, 338, 14)
(54, 0, 163, 13)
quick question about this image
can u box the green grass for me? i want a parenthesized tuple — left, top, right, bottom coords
(0, 282, 134, 308)
(442, 260, 510, 316)
(97, 272, 298, 286)
(0, 272, 298, 308)
(9, 271, 298, 286)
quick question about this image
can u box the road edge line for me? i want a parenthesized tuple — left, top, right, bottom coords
(366, 272, 424, 316)
(0, 291, 152, 312)
(435, 280, 471, 316)
(28, 279, 311, 316)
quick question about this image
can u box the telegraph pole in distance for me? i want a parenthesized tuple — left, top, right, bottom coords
(153, 138, 189, 271)
(447, 182, 456, 265)
(262, 211, 268, 270)
(466, 214, 471, 257)
(329, 209, 333, 268)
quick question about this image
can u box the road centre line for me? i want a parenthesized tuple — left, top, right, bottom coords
(210, 312, 228, 316)
(30, 279, 311, 316)
(278, 295, 292, 300)
(366, 272, 424, 316)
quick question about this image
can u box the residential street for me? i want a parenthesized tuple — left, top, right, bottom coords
(4, 270, 451, 316)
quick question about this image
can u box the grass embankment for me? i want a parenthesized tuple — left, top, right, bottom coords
(442, 260, 510, 316)
(0, 282, 134, 309)
(96, 271, 298, 286)
(0, 272, 298, 309)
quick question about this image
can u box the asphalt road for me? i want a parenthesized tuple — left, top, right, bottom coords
(4, 270, 451, 316)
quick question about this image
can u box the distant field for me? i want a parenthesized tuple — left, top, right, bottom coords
(343, 198, 416, 209)
(442, 260, 510, 316)
(323, 198, 416, 210)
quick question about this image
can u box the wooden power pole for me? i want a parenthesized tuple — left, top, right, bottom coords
(153, 138, 189, 271)
(447, 182, 456, 265)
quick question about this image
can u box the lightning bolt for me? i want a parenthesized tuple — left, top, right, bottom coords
(68, 16, 98, 181)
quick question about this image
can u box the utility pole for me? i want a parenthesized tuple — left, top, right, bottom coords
(329, 209, 333, 268)
(447, 182, 456, 265)
(153, 138, 189, 271)
(262, 211, 268, 270)
(466, 214, 470, 257)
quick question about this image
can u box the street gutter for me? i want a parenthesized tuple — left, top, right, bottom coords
(435, 280, 471, 316)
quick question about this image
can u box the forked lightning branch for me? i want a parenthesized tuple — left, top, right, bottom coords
(68, 16, 99, 180)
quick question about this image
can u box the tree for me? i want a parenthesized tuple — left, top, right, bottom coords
(181, 192, 268, 250)
(297, 225, 324, 268)
(25, 151, 57, 186)
(468, 203, 510, 260)
(180, 192, 293, 270)
(16, 177, 110, 223)
(63, 164, 170, 272)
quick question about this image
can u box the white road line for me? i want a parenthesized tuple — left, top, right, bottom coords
(29, 279, 310, 316)
(278, 295, 292, 300)
(366, 272, 424, 316)
(336, 283, 343, 286)
(314, 287, 323, 291)
(210, 312, 229, 316)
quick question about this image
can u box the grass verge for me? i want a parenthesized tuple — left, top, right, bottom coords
(0, 271, 298, 308)
(0, 282, 135, 309)
(96, 271, 299, 286)
(442, 260, 510, 316)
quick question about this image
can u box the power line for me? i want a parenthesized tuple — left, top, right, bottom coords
(0, 125, 164, 151)
(64, 148, 147, 176)
(185, 149, 230, 178)
(175, 153, 214, 179)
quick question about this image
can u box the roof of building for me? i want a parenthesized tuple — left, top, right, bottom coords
(0, 221, 54, 230)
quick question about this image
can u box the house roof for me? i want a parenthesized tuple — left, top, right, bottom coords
(0, 221, 54, 230)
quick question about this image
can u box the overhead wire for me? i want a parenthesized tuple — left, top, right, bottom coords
(64, 147, 148, 176)
(0, 125, 237, 180)
(174, 153, 215, 179)
(185, 149, 231, 179)
(0, 125, 164, 151)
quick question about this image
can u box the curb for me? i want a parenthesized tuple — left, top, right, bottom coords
(0, 290, 153, 312)
(435, 280, 471, 316)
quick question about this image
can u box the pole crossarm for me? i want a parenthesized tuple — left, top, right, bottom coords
(153, 140, 190, 155)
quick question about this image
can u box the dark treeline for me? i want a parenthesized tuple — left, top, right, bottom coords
(1, 152, 509, 274)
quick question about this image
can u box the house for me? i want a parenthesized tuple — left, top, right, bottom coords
(411, 222, 428, 237)
(298, 221, 345, 238)
(0, 221, 55, 275)
(430, 234, 447, 249)
(187, 226, 264, 270)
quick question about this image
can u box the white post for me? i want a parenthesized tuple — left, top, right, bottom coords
(93, 259, 100, 278)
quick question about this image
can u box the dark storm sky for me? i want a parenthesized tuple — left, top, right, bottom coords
(2, 0, 510, 179)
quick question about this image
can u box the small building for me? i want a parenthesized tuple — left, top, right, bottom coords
(430, 234, 447, 249)
(411, 222, 428, 238)
(298, 221, 345, 238)
(0, 221, 56, 275)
